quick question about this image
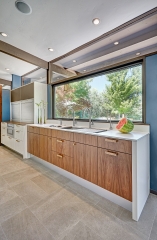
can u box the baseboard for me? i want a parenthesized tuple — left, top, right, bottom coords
(150, 189, 157, 195)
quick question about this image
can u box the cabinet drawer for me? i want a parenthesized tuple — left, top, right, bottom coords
(74, 132, 97, 146)
(14, 130, 24, 141)
(1, 127, 7, 135)
(98, 137, 132, 154)
(56, 130, 73, 141)
(33, 127, 40, 134)
(51, 151, 74, 174)
(56, 139, 74, 157)
(39, 128, 48, 136)
(1, 122, 7, 128)
(14, 124, 24, 131)
(27, 126, 34, 133)
(47, 129, 57, 137)
(14, 139, 23, 155)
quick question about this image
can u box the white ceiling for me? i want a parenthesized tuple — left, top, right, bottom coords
(0, 0, 157, 62)
(0, 52, 37, 81)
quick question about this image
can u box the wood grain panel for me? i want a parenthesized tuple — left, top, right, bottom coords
(27, 132, 34, 154)
(33, 133, 40, 157)
(47, 136, 52, 163)
(56, 139, 74, 157)
(73, 142, 84, 177)
(11, 88, 21, 102)
(57, 130, 73, 141)
(39, 128, 48, 136)
(51, 151, 58, 167)
(118, 153, 132, 201)
(34, 127, 40, 134)
(98, 148, 132, 201)
(39, 134, 48, 161)
(51, 137, 57, 152)
(63, 155, 74, 174)
(27, 126, 34, 133)
(98, 148, 119, 196)
(51, 129, 57, 138)
(21, 83, 34, 100)
(98, 137, 132, 154)
(85, 134, 97, 146)
(74, 132, 97, 146)
(85, 145, 98, 185)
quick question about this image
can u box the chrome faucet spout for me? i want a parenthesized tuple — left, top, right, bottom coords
(73, 111, 76, 126)
(89, 108, 94, 129)
(59, 119, 62, 126)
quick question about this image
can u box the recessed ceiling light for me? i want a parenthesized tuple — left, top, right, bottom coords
(1, 32, 7, 37)
(83, 70, 86, 72)
(48, 48, 54, 52)
(15, 0, 32, 15)
(114, 41, 119, 45)
(136, 52, 141, 56)
(5, 68, 10, 71)
(73, 60, 77, 63)
(92, 18, 100, 25)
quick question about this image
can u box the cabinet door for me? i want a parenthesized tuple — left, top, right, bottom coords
(98, 148, 119, 196)
(34, 134, 40, 158)
(73, 143, 98, 184)
(98, 148, 132, 201)
(27, 132, 34, 154)
(39, 135, 48, 161)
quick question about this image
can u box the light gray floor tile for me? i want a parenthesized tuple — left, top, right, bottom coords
(0, 177, 9, 192)
(0, 196, 27, 224)
(44, 169, 62, 179)
(31, 174, 63, 194)
(67, 181, 102, 204)
(12, 180, 48, 207)
(82, 205, 147, 240)
(0, 188, 18, 205)
(24, 159, 49, 173)
(1, 208, 55, 240)
(62, 221, 103, 240)
(55, 174, 72, 185)
(117, 194, 157, 237)
(42, 193, 95, 239)
(2, 167, 40, 187)
(149, 211, 157, 240)
(0, 226, 7, 240)
(30, 186, 77, 221)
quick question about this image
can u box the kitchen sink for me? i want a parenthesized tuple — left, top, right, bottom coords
(61, 126, 84, 130)
(79, 128, 107, 133)
(49, 125, 63, 128)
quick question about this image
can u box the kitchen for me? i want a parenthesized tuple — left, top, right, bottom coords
(0, 1, 157, 240)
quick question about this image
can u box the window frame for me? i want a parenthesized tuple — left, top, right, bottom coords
(52, 60, 145, 124)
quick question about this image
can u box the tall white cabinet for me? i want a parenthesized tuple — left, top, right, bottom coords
(11, 82, 47, 123)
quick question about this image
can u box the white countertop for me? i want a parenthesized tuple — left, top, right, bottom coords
(28, 124, 149, 141)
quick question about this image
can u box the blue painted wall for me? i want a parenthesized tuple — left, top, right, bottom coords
(2, 89, 10, 121)
(47, 84, 52, 119)
(146, 54, 157, 192)
(12, 74, 21, 89)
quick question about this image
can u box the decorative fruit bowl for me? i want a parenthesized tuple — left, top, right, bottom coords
(116, 117, 134, 133)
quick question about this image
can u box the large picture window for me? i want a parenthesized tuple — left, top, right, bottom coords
(54, 63, 143, 122)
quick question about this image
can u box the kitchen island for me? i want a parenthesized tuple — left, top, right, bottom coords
(26, 123, 150, 221)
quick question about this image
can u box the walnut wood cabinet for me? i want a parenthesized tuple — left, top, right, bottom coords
(98, 137, 132, 201)
(27, 126, 132, 202)
(73, 142, 98, 185)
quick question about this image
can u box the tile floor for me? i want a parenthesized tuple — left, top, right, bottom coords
(0, 145, 156, 240)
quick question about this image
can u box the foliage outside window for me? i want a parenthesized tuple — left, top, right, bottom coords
(54, 64, 142, 122)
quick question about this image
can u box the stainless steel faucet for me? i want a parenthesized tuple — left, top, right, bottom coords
(89, 108, 94, 129)
(73, 111, 77, 126)
(107, 110, 113, 130)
